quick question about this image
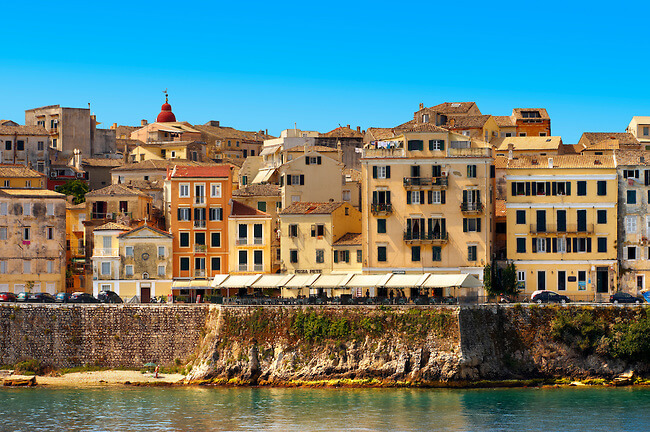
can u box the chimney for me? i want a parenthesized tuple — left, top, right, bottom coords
(356, 126, 361, 133)
(419, 103, 424, 110)
(508, 143, 514, 160)
(111, 122, 117, 129)
(265, 129, 268, 136)
(141, 119, 148, 126)
(346, 124, 350, 129)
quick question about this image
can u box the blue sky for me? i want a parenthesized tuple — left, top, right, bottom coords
(1, 1, 648, 143)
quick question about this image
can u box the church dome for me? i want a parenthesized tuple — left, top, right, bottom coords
(156, 95, 176, 123)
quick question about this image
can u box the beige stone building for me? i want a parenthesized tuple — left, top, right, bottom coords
(626, 117, 650, 149)
(0, 188, 66, 294)
(0, 124, 50, 174)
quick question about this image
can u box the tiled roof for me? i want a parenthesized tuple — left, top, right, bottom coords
(286, 145, 339, 153)
(170, 164, 232, 178)
(0, 189, 64, 198)
(82, 158, 124, 168)
(66, 202, 86, 210)
(230, 200, 270, 217)
(580, 132, 640, 148)
(280, 201, 346, 215)
(561, 143, 583, 155)
(0, 124, 49, 136)
(493, 136, 562, 151)
(494, 116, 515, 127)
(95, 222, 132, 231)
(343, 168, 361, 182)
(319, 126, 363, 138)
(494, 155, 508, 169)
(365, 127, 395, 141)
(512, 108, 550, 120)
(495, 200, 506, 218)
(115, 125, 139, 139)
(506, 155, 615, 169)
(333, 232, 362, 246)
(0, 165, 45, 178)
(445, 115, 491, 129)
(85, 184, 148, 197)
(0, 120, 19, 126)
(193, 123, 274, 141)
(111, 159, 208, 172)
(393, 120, 448, 133)
(232, 184, 280, 197)
(117, 223, 172, 238)
(615, 149, 650, 166)
(424, 102, 478, 114)
(123, 179, 163, 190)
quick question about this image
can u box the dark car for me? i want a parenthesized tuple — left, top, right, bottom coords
(0, 292, 17, 302)
(97, 290, 123, 304)
(55, 292, 71, 303)
(610, 291, 645, 305)
(69, 292, 99, 303)
(532, 290, 571, 304)
(26, 292, 56, 303)
(16, 292, 29, 302)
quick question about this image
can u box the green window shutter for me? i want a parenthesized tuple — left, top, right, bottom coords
(476, 218, 481, 232)
(372, 166, 377, 178)
(407, 193, 412, 205)
(386, 166, 390, 178)
(420, 191, 425, 203)
(440, 140, 445, 151)
(334, 251, 339, 263)
(463, 218, 467, 232)
(441, 190, 446, 204)
(427, 191, 432, 204)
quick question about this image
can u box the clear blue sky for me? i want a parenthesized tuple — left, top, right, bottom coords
(1, 1, 648, 143)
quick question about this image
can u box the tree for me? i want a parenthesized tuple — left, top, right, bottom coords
(55, 180, 89, 204)
(501, 261, 519, 297)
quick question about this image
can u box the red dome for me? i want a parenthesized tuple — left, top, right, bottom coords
(156, 100, 176, 123)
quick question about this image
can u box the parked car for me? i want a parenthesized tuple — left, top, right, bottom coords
(531, 290, 571, 304)
(55, 292, 71, 303)
(0, 292, 17, 302)
(97, 290, 123, 304)
(26, 292, 56, 303)
(69, 292, 99, 303)
(16, 292, 29, 302)
(610, 291, 645, 304)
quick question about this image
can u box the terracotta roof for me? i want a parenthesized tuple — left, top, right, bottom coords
(561, 143, 583, 155)
(365, 127, 395, 141)
(495, 200, 506, 218)
(85, 184, 148, 197)
(493, 136, 562, 151)
(333, 232, 362, 246)
(115, 125, 139, 139)
(82, 158, 124, 168)
(615, 149, 650, 166)
(117, 223, 172, 238)
(444, 115, 491, 129)
(343, 168, 361, 182)
(494, 156, 508, 169)
(0, 165, 45, 178)
(123, 179, 163, 190)
(170, 164, 232, 179)
(95, 222, 131, 231)
(506, 155, 615, 169)
(286, 145, 339, 153)
(580, 132, 640, 148)
(193, 123, 274, 142)
(0, 189, 64, 198)
(393, 120, 448, 133)
(494, 116, 515, 127)
(319, 126, 363, 138)
(112, 159, 208, 172)
(423, 102, 478, 114)
(0, 120, 19, 126)
(0, 124, 49, 136)
(512, 108, 550, 120)
(230, 200, 270, 217)
(66, 202, 86, 210)
(280, 201, 346, 215)
(232, 184, 280, 197)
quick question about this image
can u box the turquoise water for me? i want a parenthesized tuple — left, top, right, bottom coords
(1, 386, 649, 431)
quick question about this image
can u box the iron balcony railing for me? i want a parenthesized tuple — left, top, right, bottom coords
(460, 202, 484, 213)
(94, 248, 119, 257)
(403, 177, 448, 188)
(253, 264, 264, 272)
(194, 220, 206, 228)
(238, 264, 248, 272)
(194, 196, 205, 205)
(371, 203, 392, 214)
(194, 244, 207, 253)
(237, 238, 248, 245)
(195, 269, 206, 277)
(403, 231, 449, 243)
(529, 224, 595, 234)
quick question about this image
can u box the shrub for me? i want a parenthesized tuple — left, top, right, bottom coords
(609, 315, 650, 361)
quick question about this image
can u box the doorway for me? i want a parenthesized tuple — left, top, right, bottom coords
(537, 271, 546, 291)
(140, 285, 151, 303)
(596, 267, 608, 293)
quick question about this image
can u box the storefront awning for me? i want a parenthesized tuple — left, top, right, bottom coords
(384, 273, 430, 288)
(211, 274, 230, 288)
(420, 274, 483, 289)
(259, 145, 281, 156)
(251, 274, 294, 289)
(283, 274, 320, 289)
(252, 168, 276, 184)
(218, 274, 262, 289)
(172, 280, 192, 289)
(345, 274, 392, 288)
(189, 280, 212, 290)
(311, 273, 355, 289)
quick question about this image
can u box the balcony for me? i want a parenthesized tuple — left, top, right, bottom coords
(371, 203, 392, 215)
(448, 147, 491, 158)
(49, 127, 59, 135)
(253, 264, 264, 272)
(93, 248, 119, 257)
(194, 244, 207, 253)
(403, 231, 449, 244)
(362, 146, 405, 159)
(460, 202, 484, 213)
(237, 238, 248, 245)
(529, 224, 594, 235)
(194, 196, 205, 205)
(195, 269, 206, 277)
(253, 237, 263, 245)
(403, 176, 448, 189)
(238, 264, 248, 272)
(193, 220, 206, 228)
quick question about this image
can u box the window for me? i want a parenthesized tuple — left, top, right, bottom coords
(557, 237, 567, 253)
(288, 224, 298, 237)
(517, 271, 526, 289)
(211, 232, 221, 248)
(5, 141, 11, 151)
(407, 140, 424, 151)
(211, 257, 221, 272)
(46, 227, 54, 240)
(37, 141, 44, 151)
(377, 219, 386, 234)
(597, 181, 607, 196)
(3, 180, 9, 187)
(180, 257, 190, 271)
(311, 224, 325, 237)
(101, 262, 111, 276)
(342, 190, 351, 202)
(253, 224, 263, 244)
(242, 175, 248, 186)
(597, 210, 607, 224)
(536, 238, 546, 253)
(516, 210, 526, 224)
(179, 183, 190, 197)
(373, 166, 390, 179)
(467, 165, 477, 178)
(463, 218, 481, 232)
(209, 207, 223, 221)
(409, 191, 422, 205)
(644, 127, 649, 136)
(258, 201, 267, 212)
(158, 265, 165, 277)
(0, 261, 6, 274)
(628, 246, 637, 260)
(290, 249, 298, 263)
(516, 238, 526, 253)
(306, 156, 321, 165)
(195, 232, 206, 246)
(539, 132, 547, 137)
(519, 132, 527, 137)
(158, 246, 165, 258)
(125, 246, 134, 257)
(467, 245, 477, 261)
(377, 246, 387, 262)
(432, 246, 442, 261)
(429, 139, 445, 151)
(125, 265, 134, 276)
(627, 216, 637, 233)
(23, 203, 31, 216)
(430, 190, 441, 204)
(627, 190, 637, 204)
(23, 227, 30, 241)
(411, 246, 421, 262)
(179, 232, 190, 247)
(577, 181, 587, 196)
(0, 227, 6, 240)
(46, 203, 54, 216)
(0, 203, 6, 215)
(210, 183, 222, 198)
(576, 238, 588, 253)
(316, 249, 324, 263)
(21, 260, 32, 274)
(598, 237, 607, 253)
(238, 250, 248, 271)
(356, 250, 362, 263)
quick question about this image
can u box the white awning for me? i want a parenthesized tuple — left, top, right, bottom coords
(283, 274, 320, 289)
(251, 274, 294, 289)
(252, 168, 276, 184)
(345, 274, 392, 288)
(384, 273, 430, 288)
(210, 274, 230, 288)
(172, 280, 191, 289)
(259, 145, 281, 156)
(311, 273, 355, 289)
(218, 274, 262, 288)
(421, 274, 483, 289)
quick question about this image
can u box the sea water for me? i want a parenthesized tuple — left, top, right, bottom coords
(1, 386, 649, 431)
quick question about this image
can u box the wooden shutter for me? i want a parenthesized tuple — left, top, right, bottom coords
(525, 182, 530, 196)
(552, 182, 557, 196)
(441, 190, 446, 204)
(305, 157, 310, 165)
(317, 156, 321, 165)
(300, 175, 304, 185)
(567, 238, 571, 253)
(177, 208, 182, 221)
(546, 238, 551, 252)
(372, 191, 378, 204)
(386, 166, 391, 178)
(372, 166, 377, 178)
(420, 191, 425, 204)
(531, 182, 537, 195)
(532, 238, 537, 253)
(333, 251, 339, 263)
(427, 191, 432, 204)
(587, 238, 592, 253)
(477, 218, 481, 232)
(512, 183, 517, 196)
(386, 191, 391, 203)
(463, 190, 468, 203)
(566, 182, 571, 195)
(441, 218, 446, 235)
(552, 238, 557, 253)
(440, 140, 445, 151)
(407, 192, 411, 205)
(546, 181, 551, 196)
(286, 175, 292, 186)
(463, 218, 467, 232)
(573, 238, 578, 252)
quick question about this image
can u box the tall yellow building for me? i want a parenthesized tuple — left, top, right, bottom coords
(505, 155, 618, 299)
(228, 201, 273, 274)
(362, 128, 494, 286)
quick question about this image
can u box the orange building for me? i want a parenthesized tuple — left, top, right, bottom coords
(167, 165, 233, 281)
(511, 108, 551, 137)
